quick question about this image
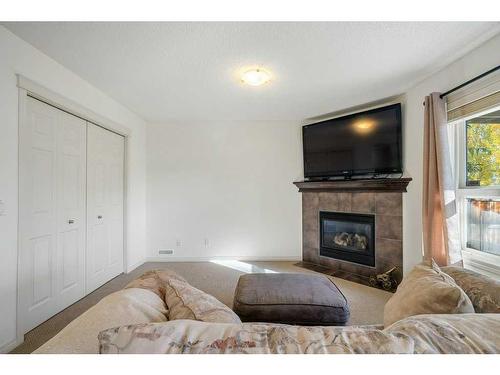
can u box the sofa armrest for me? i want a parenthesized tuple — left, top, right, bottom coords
(34, 288, 168, 354)
(441, 266, 500, 313)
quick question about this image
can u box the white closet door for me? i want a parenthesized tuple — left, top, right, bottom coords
(86, 123, 124, 293)
(56, 111, 87, 309)
(19, 97, 86, 333)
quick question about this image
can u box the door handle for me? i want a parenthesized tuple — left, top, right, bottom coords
(68, 219, 75, 224)
(97, 215, 103, 219)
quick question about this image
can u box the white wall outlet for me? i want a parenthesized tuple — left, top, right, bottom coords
(176, 239, 181, 247)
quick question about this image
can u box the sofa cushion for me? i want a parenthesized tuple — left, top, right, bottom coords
(98, 313, 500, 354)
(442, 266, 500, 313)
(98, 320, 411, 354)
(166, 277, 241, 324)
(383, 261, 474, 327)
(233, 273, 350, 325)
(384, 313, 500, 353)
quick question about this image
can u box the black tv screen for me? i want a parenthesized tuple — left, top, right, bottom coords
(303, 103, 402, 178)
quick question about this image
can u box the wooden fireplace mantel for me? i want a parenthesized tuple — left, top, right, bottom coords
(293, 177, 412, 193)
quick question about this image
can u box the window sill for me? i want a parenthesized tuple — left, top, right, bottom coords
(462, 248, 500, 280)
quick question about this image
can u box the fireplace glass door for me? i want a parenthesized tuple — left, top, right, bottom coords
(319, 211, 375, 267)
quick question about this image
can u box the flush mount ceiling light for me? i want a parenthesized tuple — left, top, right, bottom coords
(240, 68, 272, 86)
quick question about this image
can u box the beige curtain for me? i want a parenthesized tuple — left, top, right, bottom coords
(422, 93, 462, 266)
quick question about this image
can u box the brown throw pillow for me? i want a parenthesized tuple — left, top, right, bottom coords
(165, 278, 242, 324)
(441, 266, 500, 313)
(384, 260, 474, 327)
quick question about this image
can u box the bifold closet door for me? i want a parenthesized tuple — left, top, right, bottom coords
(86, 123, 125, 293)
(19, 97, 86, 333)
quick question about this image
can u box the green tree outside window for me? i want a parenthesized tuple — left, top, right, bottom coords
(466, 119, 500, 187)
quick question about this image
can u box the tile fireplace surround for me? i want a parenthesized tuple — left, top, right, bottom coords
(294, 178, 412, 287)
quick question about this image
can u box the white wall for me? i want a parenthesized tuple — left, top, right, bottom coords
(402, 33, 500, 273)
(146, 33, 500, 274)
(0, 26, 147, 352)
(147, 121, 302, 260)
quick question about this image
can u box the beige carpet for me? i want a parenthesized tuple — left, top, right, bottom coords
(11, 261, 391, 354)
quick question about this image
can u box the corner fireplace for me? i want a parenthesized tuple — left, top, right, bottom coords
(319, 211, 375, 267)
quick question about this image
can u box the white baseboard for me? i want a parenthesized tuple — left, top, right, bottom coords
(146, 255, 302, 263)
(126, 259, 146, 273)
(0, 337, 23, 354)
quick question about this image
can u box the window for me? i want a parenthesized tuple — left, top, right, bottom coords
(465, 113, 500, 187)
(465, 198, 500, 256)
(451, 106, 500, 277)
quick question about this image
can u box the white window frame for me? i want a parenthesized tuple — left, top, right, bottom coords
(451, 106, 500, 279)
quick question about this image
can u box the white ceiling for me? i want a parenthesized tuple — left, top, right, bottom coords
(4, 22, 500, 122)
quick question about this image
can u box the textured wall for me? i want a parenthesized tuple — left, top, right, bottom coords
(146, 120, 303, 261)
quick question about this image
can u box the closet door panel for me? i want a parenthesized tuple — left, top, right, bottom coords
(20, 97, 87, 334)
(19, 98, 58, 332)
(87, 125, 105, 291)
(86, 123, 124, 293)
(107, 133, 124, 271)
(31, 236, 53, 307)
(56, 111, 86, 309)
(87, 145, 106, 284)
(20, 97, 124, 333)
(60, 229, 78, 289)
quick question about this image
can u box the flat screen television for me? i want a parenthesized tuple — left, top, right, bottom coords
(303, 103, 402, 179)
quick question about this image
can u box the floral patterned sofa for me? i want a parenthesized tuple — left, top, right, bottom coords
(35, 266, 500, 354)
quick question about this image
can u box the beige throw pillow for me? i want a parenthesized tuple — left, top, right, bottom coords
(165, 278, 242, 324)
(124, 269, 187, 300)
(384, 260, 474, 327)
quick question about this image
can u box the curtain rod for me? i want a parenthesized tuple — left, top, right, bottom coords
(439, 64, 500, 99)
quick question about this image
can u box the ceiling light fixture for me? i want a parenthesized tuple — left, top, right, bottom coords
(241, 68, 272, 86)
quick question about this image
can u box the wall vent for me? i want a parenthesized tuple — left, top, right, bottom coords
(159, 249, 174, 255)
